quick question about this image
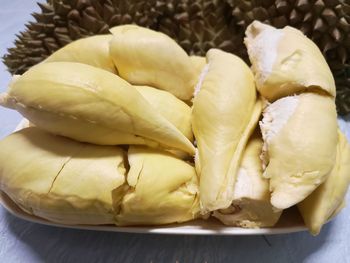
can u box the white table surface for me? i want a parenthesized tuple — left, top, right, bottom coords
(1, 1, 350, 262)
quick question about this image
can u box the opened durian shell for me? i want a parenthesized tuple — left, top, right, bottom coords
(3, 0, 350, 114)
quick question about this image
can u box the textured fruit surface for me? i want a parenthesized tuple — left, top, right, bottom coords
(226, 0, 350, 65)
(0, 62, 195, 154)
(115, 146, 199, 225)
(0, 127, 126, 225)
(3, 0, 350, 115)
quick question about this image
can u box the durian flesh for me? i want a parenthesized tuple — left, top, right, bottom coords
(190, 56, 207, 84)
(109, 25, 197, 100)
(213, 134, 282, 228)
(115, 146, 200, 225)
(134, 85, 193, 142)
(11, 84, 195, 155)
(0, 62, 195, 154)
(0, 127, 200, 226)
(192, 48, 260, 213)
(298, 130, 350, 235)
(245, 21, 336, 101)
(43, 35, 117, 74)
(260, 93, 338, 210)
(0, 127, 126, 225)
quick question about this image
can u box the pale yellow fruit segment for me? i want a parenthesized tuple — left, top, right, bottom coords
(213, 134, 282, 228)
(0, 62, 195, 154)
(298, 130, 350, 236)
(44, 35, 117, 74)
(190, 56, 207, 79)
(109, 25, 197, 100)
(192, 48, 259, 213)
(245, 21, 335, 101)
(260, 93, 338, 209)
(115, 146, 199, 225)
(0, 127, 126, 225)
(135, 85, 193, 142)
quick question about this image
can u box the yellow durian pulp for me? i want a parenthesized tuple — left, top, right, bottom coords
(298, 130, 350, 235)
(0, 62, 195, 154)
(115, 146, 200, 225)
(260, 93, 338, 210)
(0, 127, 126, 225)
(134, 85, 193, 142)
(192, 48, 261, 213)
(44, 35, 117, 74)
(109, 25, 197, 100)
(213, 134, 282, 228)
(245, 21, 335, 101)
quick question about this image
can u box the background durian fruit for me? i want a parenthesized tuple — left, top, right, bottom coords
(227, 0, 350, 67)
(2, 0, 241, 75)
(226, 0, 350, 114)
(2, 0, 350, 114)
(156, 0, 243, 57)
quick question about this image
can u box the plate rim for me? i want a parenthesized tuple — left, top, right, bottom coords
(0, 191, 307, 236)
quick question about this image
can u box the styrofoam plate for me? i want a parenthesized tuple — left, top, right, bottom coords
(0, 191, 307, 235)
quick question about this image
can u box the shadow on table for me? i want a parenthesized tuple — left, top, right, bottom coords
(5, 211, 332, 263)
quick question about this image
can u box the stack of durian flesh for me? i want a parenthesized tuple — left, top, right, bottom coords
(0, 21, 349, 236)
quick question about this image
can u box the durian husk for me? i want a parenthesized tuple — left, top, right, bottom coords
(225, 0, 350, 114)
(2, 0, 350, 114)
(3, 0, 242, 74)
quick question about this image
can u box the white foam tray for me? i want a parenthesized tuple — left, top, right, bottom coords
(0, 188, 307, 235)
